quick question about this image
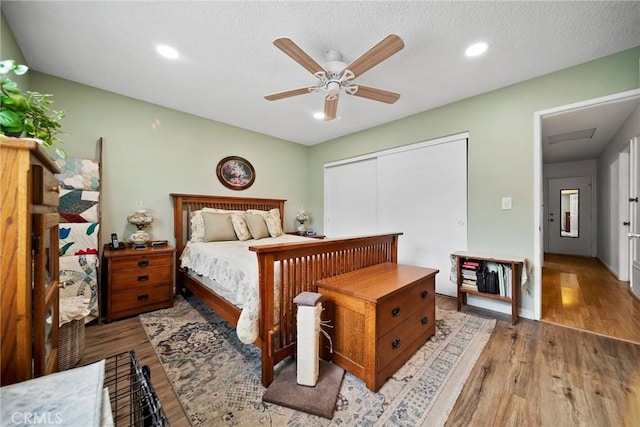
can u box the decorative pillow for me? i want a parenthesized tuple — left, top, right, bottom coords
(190, 208, 246, 242)
(247, 208, 284, 237)
(245, 214, 270, 239)
(231, 213, 251, 241)
(201, 212, 238, 242)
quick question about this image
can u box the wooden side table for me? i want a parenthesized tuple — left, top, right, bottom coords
(316, 262, 438, 391)
(102, 243, 175, 322)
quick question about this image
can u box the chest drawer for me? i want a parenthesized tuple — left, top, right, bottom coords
(32, 164, 60, 207)
(376, 275, 435, 337)
(377, 301, 435, 372)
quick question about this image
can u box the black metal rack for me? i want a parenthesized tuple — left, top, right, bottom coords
(103, 350, 168, 426)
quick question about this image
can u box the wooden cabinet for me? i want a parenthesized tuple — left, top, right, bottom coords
(1, 136, 61, 386)
(316, 263, 438, 392)
(103, 244, 175, 322)
(454, 251, 523, 325)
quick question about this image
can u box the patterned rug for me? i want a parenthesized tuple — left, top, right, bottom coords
(140, 295, 496, 426)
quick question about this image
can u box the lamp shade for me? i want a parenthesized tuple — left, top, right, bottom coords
(127, 209, 153, 229)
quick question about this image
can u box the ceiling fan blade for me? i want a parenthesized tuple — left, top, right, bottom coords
(324, 95, 338, 121)
(273, 37, 327, 75)
(350, 85, 400, 104)
(264, 87, 314, 101)
(343, 34, 404, 78)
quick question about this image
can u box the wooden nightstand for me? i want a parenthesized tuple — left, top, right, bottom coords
(103, 243, 175, 322)
(286, 232, 325, 239)
(316, 263, 438, 391)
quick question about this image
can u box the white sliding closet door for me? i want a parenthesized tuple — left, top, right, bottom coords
(378, 138, 467, 296)
(324, 134, 468, 296)
(325, 158, 377, 237)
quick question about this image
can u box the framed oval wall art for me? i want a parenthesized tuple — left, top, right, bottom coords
(216, 156, 255, 190)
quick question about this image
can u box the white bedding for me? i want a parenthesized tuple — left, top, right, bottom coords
(180, 234, 313, 344)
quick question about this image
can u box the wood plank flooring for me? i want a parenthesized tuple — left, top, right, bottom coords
(82, 293, 640, 426)
(542, 253, 640, 344)
(80, 317, 191, 427)
(442, 296, 640, 427)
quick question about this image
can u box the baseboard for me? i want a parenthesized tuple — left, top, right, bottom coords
(596, 256, 622, 280)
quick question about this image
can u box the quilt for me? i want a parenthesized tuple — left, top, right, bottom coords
(58, 189, 99, 223)
(55, 157, 100, 190)
(59, 223, 99, 256)
(59, 254, 99, 322)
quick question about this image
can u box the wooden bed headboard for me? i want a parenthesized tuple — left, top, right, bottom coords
(170, 193, 286, 255)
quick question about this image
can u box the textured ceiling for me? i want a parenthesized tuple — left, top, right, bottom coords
(2, 1, 639, 146)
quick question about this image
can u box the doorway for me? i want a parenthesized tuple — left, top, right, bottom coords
(533, 88, 640, 321)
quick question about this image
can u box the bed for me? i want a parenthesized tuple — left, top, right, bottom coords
(171, 193, 401, 386)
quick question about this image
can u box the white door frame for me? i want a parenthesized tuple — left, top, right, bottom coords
(533, 89, 640, 321)
(619, 150, 630, 281)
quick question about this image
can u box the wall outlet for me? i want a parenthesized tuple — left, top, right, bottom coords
(502, 197, 512, 210)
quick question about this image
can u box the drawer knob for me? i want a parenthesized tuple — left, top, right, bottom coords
(137, 294, 149, 301)
(421, 316, 429, 325)
(50, 186, 60, 193)
(392, 338, 401, 349)
(421, 290, 429, 299)
(137, 275, 149, 281)
(391, 306, 401, 317)
(138, 260, 149, 267)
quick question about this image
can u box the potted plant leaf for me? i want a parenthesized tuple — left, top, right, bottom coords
(0, 59, 66, 158)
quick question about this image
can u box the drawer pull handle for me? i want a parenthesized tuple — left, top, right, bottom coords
(392, 338, 401, 349)
(421, 316, 429, 325)
(421, 290, 429, 298)
(138, 260, 149, 267)
(391, 306, 401, 317)
(137, 275, 149, 281)
(137, 294, 149, 301)
(50, 186, 60, 193)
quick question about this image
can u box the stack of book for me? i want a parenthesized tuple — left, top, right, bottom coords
(497, 263, 512, 298)
(461, 259, 481, 290)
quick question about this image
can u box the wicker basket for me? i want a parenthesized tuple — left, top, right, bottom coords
(58, 318, 85, 371)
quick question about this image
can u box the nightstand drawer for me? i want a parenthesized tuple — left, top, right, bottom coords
(111, 265, 172, 290)
(111, 254, 172, 270)
(376, 276, 434, 337)
(110, 284, 173, 318)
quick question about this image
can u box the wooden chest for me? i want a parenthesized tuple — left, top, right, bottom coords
(316, 262, 438, 391)
(103, 244, 175, 322)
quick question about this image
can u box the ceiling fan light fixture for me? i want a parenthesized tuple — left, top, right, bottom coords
(465, 42, 488, 57)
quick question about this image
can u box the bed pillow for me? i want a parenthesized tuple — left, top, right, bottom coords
(231, 213, 252, 241)
(201, 212, 238, 242)
(190, 210, 205, 242)
(245, 214, 270, 239)
(247, 209, 284, 237)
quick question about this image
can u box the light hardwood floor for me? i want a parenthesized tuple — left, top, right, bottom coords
(83, 292, 640, 426)
(542, 253, 640, 344)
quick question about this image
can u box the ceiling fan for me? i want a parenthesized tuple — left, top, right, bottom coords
(265, 34, 405, 121)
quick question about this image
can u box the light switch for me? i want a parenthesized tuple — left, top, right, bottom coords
(501, 197, 512, 210)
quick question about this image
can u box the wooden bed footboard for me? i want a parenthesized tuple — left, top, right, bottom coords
(170, 193, 400, 386)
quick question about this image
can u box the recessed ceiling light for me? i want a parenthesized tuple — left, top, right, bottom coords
(156, 44, 179, 59)
(465, 42, 488, 57)
(313, 112, 325, 120)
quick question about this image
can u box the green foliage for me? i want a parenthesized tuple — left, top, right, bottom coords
(0, 59, 66, 158)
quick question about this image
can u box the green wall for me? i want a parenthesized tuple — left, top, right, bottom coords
(308, 47, 639, 312)
(2, 13, 309, 246)
(4, 11, 639, 313)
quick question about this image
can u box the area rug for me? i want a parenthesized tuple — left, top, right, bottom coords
(140, 295, 496, 426)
